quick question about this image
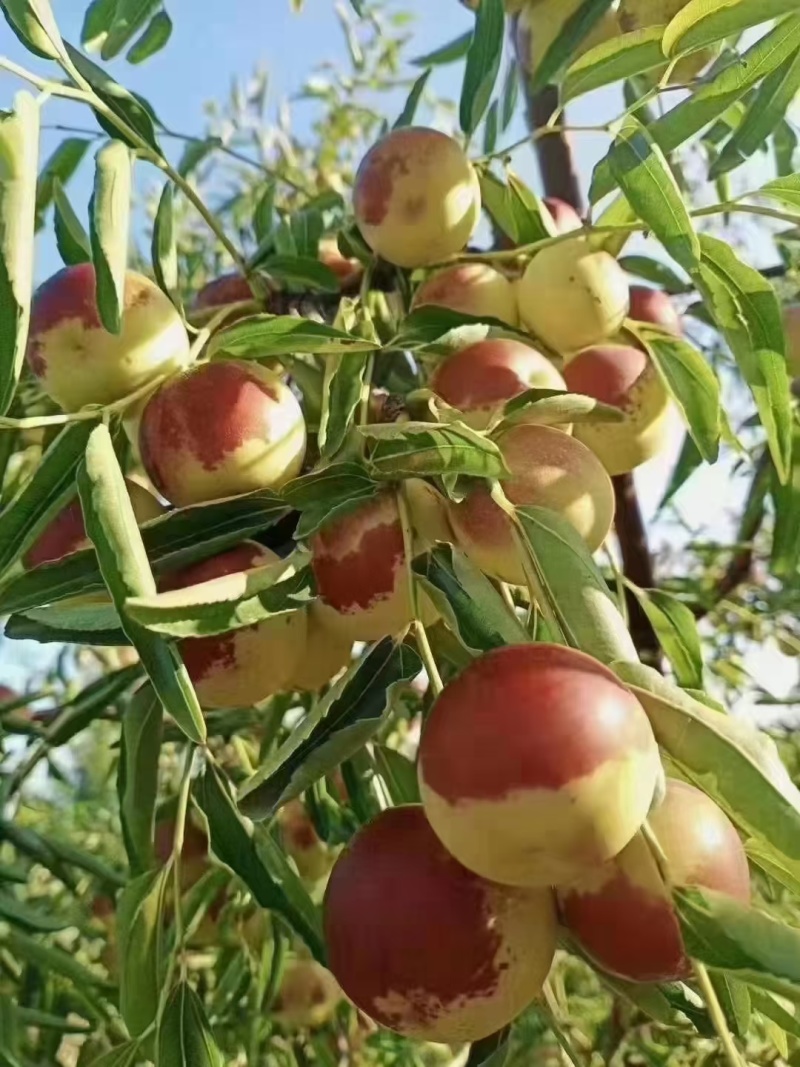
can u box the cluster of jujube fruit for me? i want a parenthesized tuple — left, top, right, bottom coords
(19, 121, 765, 1045)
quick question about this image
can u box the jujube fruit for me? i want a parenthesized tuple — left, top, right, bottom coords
(27, 263, 191, 412)
(353, 127, 480, 268)
(324, 805, 556, 1043)
(559, 779, 751, 982)
(418, 644, 662, 887)
(413, 263, 518, 326)
(628, 286, 682, 336)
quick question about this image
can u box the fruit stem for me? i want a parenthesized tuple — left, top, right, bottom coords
(0, 58, 92, 103)
(414, 619, 444, 697)
(540, 980, 581, 1067)
(693, 960, 746, 1067)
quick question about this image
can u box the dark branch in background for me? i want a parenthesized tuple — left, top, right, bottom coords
(511, 34, 661, 666)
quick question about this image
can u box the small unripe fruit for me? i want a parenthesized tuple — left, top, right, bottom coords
(783, 304, 800, 377)
(543, 197, 582, 234)
(431, 339, 565, 430)
(289, 605, 353, 693)
(413, 264, 518, 326)
(324, 805, 556, 1043)
(450, 424, 615, 584)
(273, 960, 342, 1029)
(139, 360, 306, 507)
(559, 780, 750, 982)
(162, 542, 306, 708)
(192, 273, 256, 313)
(518, 240, 630, 355)
(24, 478, 164, 569)
(563, 344, 671, 475)
(278, 799, 337, 883)
(353, 127, 480, 268)
(628, 286, 682, 336)
(26, 263, 191, 412)
(311, 491, 434, 642)
(419, 644, 661, 888)
(404, 478, 453, 549)
(318, 237, 363, 289)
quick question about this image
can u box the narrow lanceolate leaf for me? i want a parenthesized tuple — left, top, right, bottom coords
(373, 746, 420, 805)
(361, 421, 509, 480)
(0, 491, 289, 615)
(413, 545, 528, 655)
(125, 552, 313, 638)
(759, 173, 800, 217)
(65, 44, 161, 153)
(394, 303, 531, 349)
(9, 594, 124, 648)
(81, 0, 116, 51)
(127, 10, 172, 62)
(608, 120, 700, 273)
(35, 662, 141, 750)
(89, 140, 132, 334)
(319, 351, 369, 459)
(117, 867, 169, 1038)
(0, 419, 98, 579)
(712, 48, 800, 177)
(0, 892, 70, 933)
(612, 661, 800, 896)
(1, 0, 66, 60)
(500, 61, 519, 130)
(6, 927, 113, 994)
(196, 761, 325, 961)
(477, 168, 552, 247)
(626, 586, 703, 689)
(394, 68, 431, 129)
(635, 329, 720, 462)
(157, 983, 224, 1067)
(100, 0, 159, 59)
(693, 234, 792, 483)
(239, 640, 422, 819)
(663, 0, 800, 59)
(770, 424, 800, 579)
(211, 315, 378, 359)
(0, 93, 39, 415)
(659, 432, 704, 509)
(35, 138, 91, 222)
(118, 683, 162, 875)
(591, 18, 800, 201)
(530, 0, 615, 92)
(515, 506, 638, 666)
(78, 424, 206, 744)
(412, 29, 473, 68)
(563, 26, 666, 102)
(151, 181, 179, 303)
(459, 0, 504, 136)
(85, 1042, 142, 1067)
(483, 100, 499, 155)
(52, 179, 91, 265)
(619, 255, 690, 294)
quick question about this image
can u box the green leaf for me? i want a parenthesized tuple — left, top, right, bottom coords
(413, 544, 528, 655)
(477, 168, 551, 247)
(284, 463, 378, 539)
(563, 26, 666, 101)
(125, 553, 313, 638)
(459, 0, 504, 136)
(712, 973, 751, 1039)
(394, 68, 431, 129)
(500, 62, 519, 130)
(500, 388, 625, 428)
(483, 100, 499, 155)
(619, 255, 690, 293)
(35, 137, 90, 221)
(261, 254, 339, 293)
(0, 891, 70, 933)
(531, 0, 615, 92)
(65, 44, 161, 153)
(515, 506, 638, 665)
(0, 820, 125, 888)
(613, 661, 800, 896)
(151, 181, 179, 303)
(750, 988, 800, 1041)
(626, 586, 703, 688)
(52, 178, 92, 265)
(239, 639, 422, 819)
(89, 140, 131, 335)
(6, 927, 112, 993)
(126, 10, 172, 62)
(663, 0, 800, 58)
(196, 761, 325, 961)
(393, 304, 531, 349)
(0, 419, 98, 579)
(770, 424, 800, 579)
(758, 172, 800, 217)
(608, 119, 700, 273)
(590, 18, 800, 201)
(211, 315, 378, 359)
(157, 982, 224, 1067)
(0, 92, 39, 416)
(100, 0, 159, 60)
(636, 329, 720, 462)
(659, 432, 704, 509)
(373, 745, 420, 804)
(361, 421, 508, 480)
(79, 1042, 142, 1067)
(0, 490, 289, 614)
(412, 29, 472, 67)
(81, 0, 116, 51)
(37, 663, 141, 749)
(117, 867, 169, 1037)
(319, 353, 369, 460)
(712, 48, 800, 177)
(693, 234, 792, 483)
(78, 424, 206, 744)
(1, 0, 65, 60)
(773, 119, 797, 177)
(119, 683, 162, 875)
(177, 137, 219, 179)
